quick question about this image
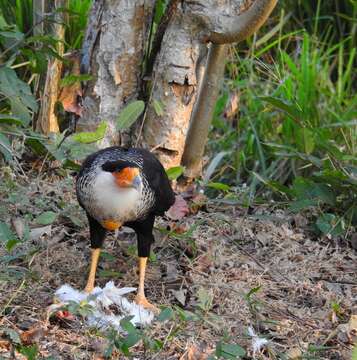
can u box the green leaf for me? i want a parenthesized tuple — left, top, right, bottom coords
(0, 221, 16, 243)
(3, 327, 21, 344)
(316, 213, 344, 237)
(123, 332, 141, 348)
(174, 307, 199, 322)
(0, 67, 38, 125)
(245, 286, 261, 300)
(18, 344, 38, 360)
(197, 287, 213, 311)
(144, 337, 163, 351)
(152, 99, 164, 116)
(0, 30, 24, 41)
(291, 178, 336, 206)
(216, 342, 246, 359)
(296, 127, 315, 154)
(0, 132, 12, 161)
(157, 307, 173, 322)
(36, 211, 57, 225)
(153, 0, 167, 24)
(0, 114, 23, 125)
(352, 343, 357, 360)
(166, 166, 184, 180)
(116, 100, 145, 130)
(120, 317, 136, 334)
(100, 251, 117, 262)
(72, 122, 107, 144)
(207, 182, 231, 192)
(203, 151, 228, 183)
(6, 238, 21, 251)
(97, 269, 122, 279)
(289, 199, 318, 212)
(60, 74, 93, 87)
(260, 96, 302, 121)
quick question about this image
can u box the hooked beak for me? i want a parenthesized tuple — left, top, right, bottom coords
(132, 175, 142, 190)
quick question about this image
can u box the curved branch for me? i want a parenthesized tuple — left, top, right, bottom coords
(181, 44, 227, 177)
(181, 0, 278, 178)
(206, 0, 278, 44)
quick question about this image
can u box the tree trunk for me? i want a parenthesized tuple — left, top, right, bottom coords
(140, 4, 204, 168)
(79, 0, 276, 171)
(78, 0, 155, 147)
(36, 0, 65, 134)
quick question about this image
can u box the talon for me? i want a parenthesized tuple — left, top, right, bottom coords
(135, 295, 159, 314)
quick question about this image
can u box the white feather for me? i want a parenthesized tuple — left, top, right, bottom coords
(91, 170, 142, 222)
(248, 326, 268, 356)
(55, 281, 154, 332)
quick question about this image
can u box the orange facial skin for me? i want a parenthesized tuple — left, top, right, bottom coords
(112, 167, 140, 188)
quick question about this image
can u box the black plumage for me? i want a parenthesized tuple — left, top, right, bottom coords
(76, 147, 176, 310)
(76, 146, 175, 257)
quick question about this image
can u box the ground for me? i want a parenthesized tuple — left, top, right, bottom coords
(0, 169, 356, 359)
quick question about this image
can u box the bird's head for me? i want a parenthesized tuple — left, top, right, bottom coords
(102, 161, 142, 191)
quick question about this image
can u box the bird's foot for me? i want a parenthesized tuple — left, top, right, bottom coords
(134, 295, 159, 314)
(84, 284, 94, 294)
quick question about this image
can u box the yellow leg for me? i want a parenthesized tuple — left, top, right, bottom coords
(84, 248, 101, 293)
(134, 257, 159, 313)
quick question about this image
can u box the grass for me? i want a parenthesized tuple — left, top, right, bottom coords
(207, 4, 356, 239)
(0, 168, 356, 359)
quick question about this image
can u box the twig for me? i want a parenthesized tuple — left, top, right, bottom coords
(0, 279, 26, 317)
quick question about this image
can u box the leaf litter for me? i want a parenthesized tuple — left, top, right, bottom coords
(0, 168, 356, 359)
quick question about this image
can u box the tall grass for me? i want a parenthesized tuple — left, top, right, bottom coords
(64, 0, 92, 50)
(0, 0, 33, 34)
(209, 4, 357, 237)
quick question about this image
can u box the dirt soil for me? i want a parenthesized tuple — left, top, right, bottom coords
(0, 170, 356, 359)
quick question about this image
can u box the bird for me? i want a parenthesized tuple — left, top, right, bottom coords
(76, 146, 175, 312)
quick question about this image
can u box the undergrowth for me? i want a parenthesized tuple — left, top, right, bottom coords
(207, 3, 357, 240)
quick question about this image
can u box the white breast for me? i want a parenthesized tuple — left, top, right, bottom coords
(89, 170, 142, 223)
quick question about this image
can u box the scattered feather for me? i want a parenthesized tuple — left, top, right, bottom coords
(248, 326, 268, 356)
(54, 281, 154, 332)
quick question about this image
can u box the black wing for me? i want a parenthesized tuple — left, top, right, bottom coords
(134, 148, 175, 215)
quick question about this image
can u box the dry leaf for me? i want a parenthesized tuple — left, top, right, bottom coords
(20, 325, 47, 345)
(180, 344, 213, 360)
(58, 54, 83, 116)
(169, 223, 188, 234)
(286, 347, 302, 359)
(194, 253, 213, 273)
(171, 289, 187, 306)
(29, 225, 52, 241)
(348, 315, 357, 333)
(166, 195, 189, 220)
(224, 91, 240, 120)
(190, 193, 207, 214)
(0, 339, 11, 351)
(11, 217, 26, 239)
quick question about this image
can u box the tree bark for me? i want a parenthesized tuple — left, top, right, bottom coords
(78, 0, 155, 147)
(140, 0, 271, 169)
(79, 0, 276, 173)
(36, 0, 65, 134)
(140, 4, 203, 168)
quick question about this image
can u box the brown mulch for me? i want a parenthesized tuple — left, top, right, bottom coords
(0, 171, 356, 359)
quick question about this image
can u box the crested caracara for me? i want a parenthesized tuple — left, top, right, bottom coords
(76, 147, 175, 312)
